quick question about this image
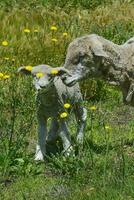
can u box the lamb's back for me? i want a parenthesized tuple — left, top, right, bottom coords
(54, 78, 83, 104)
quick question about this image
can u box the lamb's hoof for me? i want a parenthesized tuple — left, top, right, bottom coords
(63, 146, 75, 157)
(34, 152, 44, 161)
(76, 135, 83, 145)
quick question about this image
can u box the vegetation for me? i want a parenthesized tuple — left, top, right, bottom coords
(0, 0, 134, 199)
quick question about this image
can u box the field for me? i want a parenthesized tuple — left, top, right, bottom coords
(0, 0, 134, 199)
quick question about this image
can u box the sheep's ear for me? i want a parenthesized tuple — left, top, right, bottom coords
(18, 66, 32, 75)
(91, 46, 109, 58)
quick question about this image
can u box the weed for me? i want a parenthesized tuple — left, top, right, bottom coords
(0, 1, 134, 199)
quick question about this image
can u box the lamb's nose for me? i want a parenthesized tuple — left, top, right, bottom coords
(36, 85, 43, 91)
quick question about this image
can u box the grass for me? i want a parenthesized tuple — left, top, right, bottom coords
(0, 0, 134, 199)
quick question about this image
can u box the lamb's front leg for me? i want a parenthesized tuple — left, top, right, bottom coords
(59, 120, 73, 156)
(75, 104, 87, 145)
(47, 118, 59, 144)
(35, 116, 47, 161)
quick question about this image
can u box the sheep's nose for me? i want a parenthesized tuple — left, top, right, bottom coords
(62, 76, 67, 82)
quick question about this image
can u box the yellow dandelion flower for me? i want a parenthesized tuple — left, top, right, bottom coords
(34, 29, 39, 33)
(105, 125, 112, 131)
(51, 69, 58, 75)
(25, 66, 33, 71)
(4, 57, 9, 61)
(51, 38, 58, 42)
(0, 73, 4, 78)
(3, 75, 10, 79)
(89, 105, 97, 111)
(60, 112, 68, 119)
(50, 26, 57, 31)
(64, 103, 71, 109)
(36, 72, 44, 78)
(23, 29, 30, 33)
(63, 32, 68, 37)
(2, 40, 8, 46)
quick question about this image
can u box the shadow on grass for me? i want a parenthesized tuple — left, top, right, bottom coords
(84, 138, 134, 154)
(46, 137, 63, 157)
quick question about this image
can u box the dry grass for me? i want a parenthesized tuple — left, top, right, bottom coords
(0, 1, 134, 199)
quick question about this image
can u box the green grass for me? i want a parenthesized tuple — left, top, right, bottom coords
(0, 0, 134, 199)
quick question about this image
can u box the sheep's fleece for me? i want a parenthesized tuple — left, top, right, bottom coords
(63, 34, 134, 106)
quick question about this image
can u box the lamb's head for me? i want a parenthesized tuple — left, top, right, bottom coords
(18, 64, 70, 91)
(63, 34, 120, 86)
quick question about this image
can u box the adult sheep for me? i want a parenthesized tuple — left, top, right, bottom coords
(62, 34, 134, 106)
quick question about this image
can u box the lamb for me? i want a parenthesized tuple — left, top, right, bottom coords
(18, 64, 87, 161)
(62, 34, 134, 106)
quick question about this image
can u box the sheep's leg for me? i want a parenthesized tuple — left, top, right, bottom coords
(126, 83, 134, 103)
(59, 120, 73, 155)
(74, 104, 87, 145)
(47, 118, 59, 144)
(35, 116, 47, 161)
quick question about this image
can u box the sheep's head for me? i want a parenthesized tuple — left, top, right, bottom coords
(18, 65, 70, 91)
(63, 34, 121, 86)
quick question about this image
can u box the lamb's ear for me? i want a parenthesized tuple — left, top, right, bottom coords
(18, 66, 32, 75)
(91, 46, 109, 58)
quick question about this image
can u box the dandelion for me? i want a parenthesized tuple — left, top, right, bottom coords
(105, 125, 112, 131)
(2, 40, 8, 46)
(63, 32, 68, 37)
(36, 72, 44, 78)
(51, 38, 58, 43)
(23, 28, 30, 33)
(89, 105, 97, 111)
(50, 26, 57, 31)
(64, 103, 71, 109)
(12, 58, 15, 62)
(34, 29, 39, 33)
(25, 66, 33, 71)
(60, 112, 68, 119)
(51, 69, 58, 75)
(3, 75, 10, 79)
(4, 57, 9, 61)
(0, 73, 4, 78)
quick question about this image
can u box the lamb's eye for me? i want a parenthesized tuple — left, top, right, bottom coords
(73, 56, 84, 65)
(73, 58, 79, 64)
(79, 55, 84, 62)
